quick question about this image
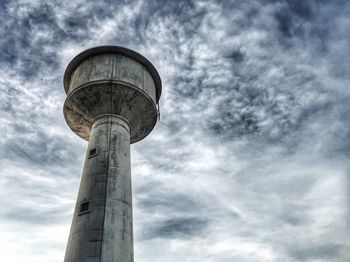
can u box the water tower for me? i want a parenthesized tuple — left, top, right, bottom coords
(62, 46, 161, 262)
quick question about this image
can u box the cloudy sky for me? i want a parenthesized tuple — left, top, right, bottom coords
(0, 0, 350, 261)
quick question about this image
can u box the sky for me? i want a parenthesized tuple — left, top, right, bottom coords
(0, 0, 349, 261)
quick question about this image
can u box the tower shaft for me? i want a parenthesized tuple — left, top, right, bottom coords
(64, 115, 133, 262)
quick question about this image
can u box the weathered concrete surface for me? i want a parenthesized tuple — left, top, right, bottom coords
(63, 46, 161, 144)
(64, 82, 157, 143)
(64, 116, 133, 262)
(63, 46, 161, 262)
(68, 54, 157, 103)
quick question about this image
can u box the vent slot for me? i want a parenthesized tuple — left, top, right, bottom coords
(88, 148, 97, 158)
(79, 201, 90, 215)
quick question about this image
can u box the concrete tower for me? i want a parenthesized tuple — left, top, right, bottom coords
(62, 46, 162, 262)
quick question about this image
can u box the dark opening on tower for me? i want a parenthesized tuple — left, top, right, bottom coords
(88, 148, 97, 158)
(79, 201, 90, 215)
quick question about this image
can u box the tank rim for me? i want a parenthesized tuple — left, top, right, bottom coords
(63, 45, 162, 102)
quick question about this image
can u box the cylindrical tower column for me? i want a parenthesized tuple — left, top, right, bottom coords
(64, 115, 133, 262)
(62, 46, 162, 262)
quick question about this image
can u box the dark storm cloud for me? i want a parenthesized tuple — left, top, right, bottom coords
(274, 0, 314, 40)
(289, 244, 345, 261)
(0, 3, 61, 77)
(4, 206, 66, 225)
(2, 129, 77, 166)
(137, 191, 200, 214)
(0, 0, 135, 78)
(143, 217, 208, 239)
(225, 49, 245, 63)
(174, 0, 349, 155)
(132, 0, 205, 39)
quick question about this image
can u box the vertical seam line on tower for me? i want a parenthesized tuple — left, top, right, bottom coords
(100, 84, 113, 262)
(88, 57, 93, 81)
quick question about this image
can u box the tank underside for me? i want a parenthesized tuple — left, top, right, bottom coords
(63, 81, 158, 144)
